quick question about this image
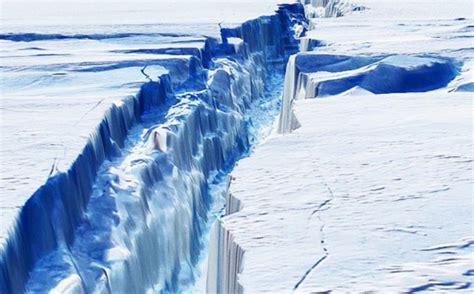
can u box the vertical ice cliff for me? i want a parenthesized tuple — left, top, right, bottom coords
(0, 3, 306, 293)
(205, 3, 310, 290)
(301, 0, 365, 19)
(277, 55, 300, 133)
(277, 0, 366, 134)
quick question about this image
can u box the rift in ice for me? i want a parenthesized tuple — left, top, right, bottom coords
(0, 2, 306, 293)
(0, 0, 472, 293)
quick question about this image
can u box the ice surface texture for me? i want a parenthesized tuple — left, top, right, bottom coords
(223, 93, 473, 293)
(0, 3, 305, 293)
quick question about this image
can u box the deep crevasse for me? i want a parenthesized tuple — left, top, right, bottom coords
(0, 3, 307, 293)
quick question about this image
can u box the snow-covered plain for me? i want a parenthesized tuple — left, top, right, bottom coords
(216, 0, 474, 292)
(221, 93, 473, 292)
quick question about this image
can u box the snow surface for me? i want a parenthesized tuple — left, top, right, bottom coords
(218, 0, 474, 292)
(1, 1, 291, 30)
(224, 92, 473, 292)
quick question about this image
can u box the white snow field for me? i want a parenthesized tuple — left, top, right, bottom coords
(212, 0, 474, 292)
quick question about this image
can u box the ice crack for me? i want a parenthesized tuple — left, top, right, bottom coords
(141, 65, 152, 81)
(293, 255, 328, 291)
(295, 182, 335, 291)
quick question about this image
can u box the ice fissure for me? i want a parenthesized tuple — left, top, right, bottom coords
(294, 183, 334, 291)
(0, 3, 306, 293)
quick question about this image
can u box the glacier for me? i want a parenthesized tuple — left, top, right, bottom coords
(0, 1, 307, 292)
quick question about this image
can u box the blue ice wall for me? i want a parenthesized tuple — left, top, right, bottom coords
(0, 3, 305, 293)
(0, 76, 172, 294)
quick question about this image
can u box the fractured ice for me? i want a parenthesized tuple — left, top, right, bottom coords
(0, 3, 306, 293)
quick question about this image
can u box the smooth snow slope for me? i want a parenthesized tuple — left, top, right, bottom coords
(217, 0, 473, 292)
